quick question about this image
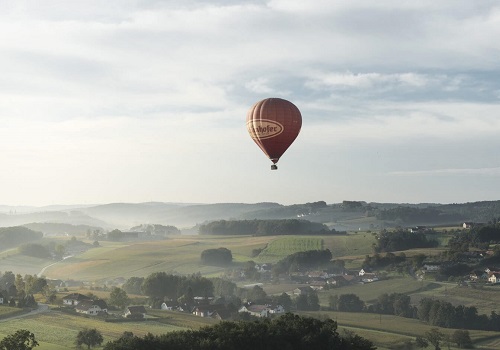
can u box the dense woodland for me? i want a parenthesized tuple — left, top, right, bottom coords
(0, 226, 42, 249)
(103, 313, 376, 350)
(272, 249, 333, 275)
(198, 219, 332, 235)
(374, 230, 439, 252)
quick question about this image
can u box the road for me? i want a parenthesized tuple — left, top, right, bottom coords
(0, 303, 50, 323)
(37, 255, 73, 277)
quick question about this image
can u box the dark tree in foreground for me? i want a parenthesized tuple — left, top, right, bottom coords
(0, 329, 39, 350)
(103, 313, 376, 350)
(76, 328, 104, 349)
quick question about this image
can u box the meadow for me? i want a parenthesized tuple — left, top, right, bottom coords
(7, 233, 375, 282)
(0, 309, 189, 350)
(1, 231, 499, 349)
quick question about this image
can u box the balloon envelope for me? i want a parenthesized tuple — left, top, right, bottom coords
(246, 98, 302, 166)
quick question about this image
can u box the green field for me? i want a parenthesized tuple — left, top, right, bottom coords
(0, 306, 26, 319)
(256, 236, 324, 263)
(0, 310, 187, 350)
(299, 311, 500, 350)
(1, 232, 499, 349)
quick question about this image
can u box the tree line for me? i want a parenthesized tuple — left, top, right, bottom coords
(0, 226, 42, 249)
(0, 271, 51, 307)
(328, 292, 500, 332)
(103, 313, 375, 350)
(272, 249, 332, 276)
(374, 230, 438, 252)
(375, 206, 462, 224)
(198, 219, 332, 236)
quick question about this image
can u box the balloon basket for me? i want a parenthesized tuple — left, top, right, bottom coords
(271, 165, 278, 170)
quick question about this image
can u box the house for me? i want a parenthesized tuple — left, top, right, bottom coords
(360, 273, 379, 283)
(423, 264, 441, 272)
(0, 292, 4, 304)
(62, 293, 91, 306)
(124, 305, 147, 318)
(238, 304, 285, 318)
(327, 275, 349, 287)
(160, 301, 178, 311)
(469, 270, 487, 281)
(307, 271, 329, 279)
(488, 273, 500, 284)
(211, 309, 232, 320)
(485, 267, 500, 274)
(75, 299, 108, 316)
(268, 304, 285, 314)
(192, 304, 226, 318)
(238, 304, 269, 317)
(309, 280, 326, 290)
(462, 222, 474, 229)
(293, 287, 312, 295)
(255, 264, 273, 273)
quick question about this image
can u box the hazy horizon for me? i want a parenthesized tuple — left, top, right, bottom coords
(2, 1, 500, 206)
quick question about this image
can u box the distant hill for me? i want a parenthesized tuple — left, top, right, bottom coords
(23, 223, 103, 236)
(0, 210, 109, 229)
(0, 200, 499, 232)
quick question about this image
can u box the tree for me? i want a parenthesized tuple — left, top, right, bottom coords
(0, 329, 39, 350)
(54, 244, 66, 259)
(307, 291, 320, 311)
(109, 287, 130, 309)
(451, 329, 473, 349)
(122, 277, 144, 295)
(76, 328, 103, 349)
(425, 328, 444, 350)
(274, 292, 292, 311)
(337, 294, 365, 312)
(103, 313, 376, 350)
(15, 274, 25, 298)
(415, 336, 429, 349)
(200, 247, 232, 266)
(246, 285, 267, 302)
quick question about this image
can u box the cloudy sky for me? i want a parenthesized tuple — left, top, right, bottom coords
(1, 0, 500, 206)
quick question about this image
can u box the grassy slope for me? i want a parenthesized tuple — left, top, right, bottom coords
(0, 310, 186, 350)
(300, 311, 500, 350)
(1, 232, 499, 349)
(41, 234, 373, 281)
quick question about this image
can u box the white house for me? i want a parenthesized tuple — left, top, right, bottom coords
(238, 304, 284, 317)
(361, 273, 379, 283)
(75, 300, 108, 316)
(238, 304, 269, 318)
(423, 264, 441, 272)
(62, 293, 90, 306)
(0, 292, 4, 304)
(488, 273, 500, 284)
(161, 301, 178, 311)
(268, 304, 285, 314)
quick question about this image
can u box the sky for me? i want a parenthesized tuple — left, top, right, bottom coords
(1, 0, 500, 206)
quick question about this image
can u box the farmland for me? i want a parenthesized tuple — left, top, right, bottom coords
(0, 310, 186, 350)
(11, 233, 372, 281)
(1, 230, 500, 349)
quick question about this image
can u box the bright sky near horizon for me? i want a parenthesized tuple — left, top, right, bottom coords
(1, 0, 500, 206)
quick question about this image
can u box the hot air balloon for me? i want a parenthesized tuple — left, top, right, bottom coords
(246, 98, 302, 170)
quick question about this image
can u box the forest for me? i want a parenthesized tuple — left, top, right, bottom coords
(102, 313, 376, 350)
(198, 219, 332, 235)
